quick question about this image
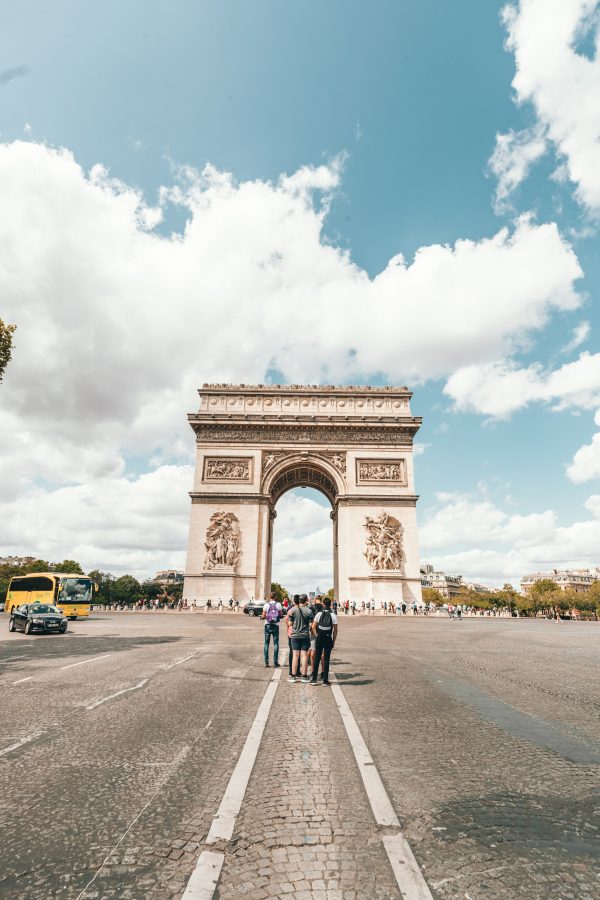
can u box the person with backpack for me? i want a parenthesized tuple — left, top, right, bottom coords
(310, 598, 338, 686)
(287, 594, 313, 683)
(261, 593, 282, 667)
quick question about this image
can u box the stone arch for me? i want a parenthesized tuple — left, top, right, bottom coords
(183, 384, 423, 607)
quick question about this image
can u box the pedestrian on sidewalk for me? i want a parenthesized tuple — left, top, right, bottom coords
(287, 594, 313, 683)
(262, 594, 282, 667)
(310, 598, 338, 686)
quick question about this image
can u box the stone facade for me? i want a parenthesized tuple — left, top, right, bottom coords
(183, 384, 423, 607)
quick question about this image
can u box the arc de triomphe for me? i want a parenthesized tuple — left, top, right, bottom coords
(183, 384, 422, 607)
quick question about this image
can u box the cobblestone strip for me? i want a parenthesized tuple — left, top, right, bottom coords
(211, 676, 402, 899)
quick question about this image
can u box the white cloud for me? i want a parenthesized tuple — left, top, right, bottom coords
(444, 351, 600, 418)
(0, 465, 192, 579)
(489, 124, 548, 211)
(562, 320, 590, 353)
(0, 140, 586, 573)
(271, 491, 333, 593)
(567, 408, 600, 481)
(420, 488, 600, 586)
(496, 0, 600, 212)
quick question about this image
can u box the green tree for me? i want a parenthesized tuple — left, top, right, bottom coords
(23, 559, 51, 573)
(54, 559, 84, 574)
(422, 587, 444, 606)
(112, 575, 141, 605)
(88, 570, 115, 605)
(0, 319, 16, 383)
(325, 587, 335, 602)
(140, 580, 162, 602)
(270, 582, 288, 602)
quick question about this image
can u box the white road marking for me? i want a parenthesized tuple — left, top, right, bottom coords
(206, 667, 281, 843)
(3, 654, 28, 661)
(182, 668, 282, 899)
(11, 676, 34, 684)
(181, 850, 225, 899)
(0, 730, 44, 757)
(85, 678, 148, 710)
(60, 654, 111, 670)
(331, 677, 434, 900)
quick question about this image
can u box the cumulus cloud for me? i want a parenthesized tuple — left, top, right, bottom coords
(567, 408, 600, 482)
(0, 140, 586, 574)
(495, 0, 600, 212)
(444, 351, 600, 418)
(562, 320, 590, 353)
(420, 488, 600, 586)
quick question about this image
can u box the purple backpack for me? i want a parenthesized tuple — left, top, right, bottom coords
(266, 601, 279, 623)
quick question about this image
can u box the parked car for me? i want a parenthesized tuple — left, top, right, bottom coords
(243, 600, 265, 617)
(9, 603, 68, 635)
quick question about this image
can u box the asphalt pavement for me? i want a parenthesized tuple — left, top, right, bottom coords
(1, 610, 599, 899)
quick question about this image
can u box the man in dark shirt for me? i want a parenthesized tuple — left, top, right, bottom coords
(286, 594, 313, 683)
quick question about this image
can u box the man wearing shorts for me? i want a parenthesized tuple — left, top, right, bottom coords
(287, 594, 313, 683)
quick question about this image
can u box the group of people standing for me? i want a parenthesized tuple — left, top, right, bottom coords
(262, 594, 338, 686)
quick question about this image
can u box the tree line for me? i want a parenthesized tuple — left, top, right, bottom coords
(0, 559, 183, 606)
(422, 579, 600, 618)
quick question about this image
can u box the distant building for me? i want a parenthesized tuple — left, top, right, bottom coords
(464, 581, 493, 594)
(521, 568, 600, 595)
(420, 564, 463, 599)
(0, 555, 36, 567)
(152, 569, 184, 586)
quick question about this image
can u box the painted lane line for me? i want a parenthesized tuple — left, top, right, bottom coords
(60, 654, 111, 670)
(85, 678, 148, 711)
(181, 850, 225, 900)
(0, 731, 45, 757)
(182, 668, 282, 900)
(206, 667, 281, 843)
(331, 678, 434, 900)
(11, 676, 34, 685)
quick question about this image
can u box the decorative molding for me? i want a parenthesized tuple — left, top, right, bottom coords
(192, 424, 419, 445)
(364, 512, 404, 572)
(203, 456, 252, 482)
(356, 458, 406, 485)
(204, 511, 241, 572)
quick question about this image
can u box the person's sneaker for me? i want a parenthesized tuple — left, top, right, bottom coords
(274, 663, 280, 668)
(300, 676, 310, 683)
(265, 663, 270, 667)
(287, 675, 297, 683)
(322, 680, 331, 686)
(309, 679, 319, 686)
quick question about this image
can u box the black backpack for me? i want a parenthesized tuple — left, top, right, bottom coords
(317, 609, 333, 633)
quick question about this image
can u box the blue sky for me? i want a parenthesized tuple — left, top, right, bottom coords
(1, 0, 599, 590)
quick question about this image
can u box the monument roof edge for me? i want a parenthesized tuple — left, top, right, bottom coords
(198, 383, 412, 395)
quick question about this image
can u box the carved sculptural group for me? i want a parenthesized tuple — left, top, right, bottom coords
(364, 511, 404, 571)
(204, 511, 241, 570)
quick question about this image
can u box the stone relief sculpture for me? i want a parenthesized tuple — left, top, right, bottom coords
(205, 458, 250, 480)
(358, 460, 404, 482)
(262, 450, 291, 474)
(204, 511, 241, 571)
(364, 512, 404, 571)
(321, 451, 347, 475)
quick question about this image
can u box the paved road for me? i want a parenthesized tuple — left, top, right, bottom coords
(1, 611, 599, 899)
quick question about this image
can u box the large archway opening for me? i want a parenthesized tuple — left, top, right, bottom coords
(271, 486, 334, 597)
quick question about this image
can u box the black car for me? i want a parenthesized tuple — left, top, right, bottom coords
(243, 600, 265, 617)
(9, 604, 68, 635)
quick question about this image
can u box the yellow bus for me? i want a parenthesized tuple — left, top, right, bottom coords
(4, 572, 94, 619)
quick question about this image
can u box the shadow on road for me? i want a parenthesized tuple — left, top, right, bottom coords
(0, 634, 183, 666)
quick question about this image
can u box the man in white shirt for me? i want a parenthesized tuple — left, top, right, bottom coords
(261, 594, 283, 667)
(309, 598, 338, 686)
